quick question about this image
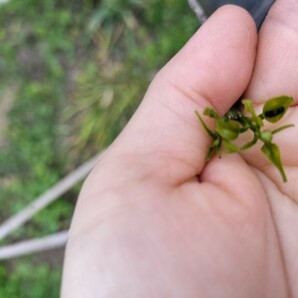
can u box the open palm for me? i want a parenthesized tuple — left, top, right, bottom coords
(62, 2, 298, 297)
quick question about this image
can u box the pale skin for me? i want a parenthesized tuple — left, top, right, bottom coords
(62, 2, 298, 297)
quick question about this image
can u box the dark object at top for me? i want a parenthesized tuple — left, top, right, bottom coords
(199, 0, 275, 29)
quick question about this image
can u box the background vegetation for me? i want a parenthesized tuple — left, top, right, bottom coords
(0, 0, 198, 296)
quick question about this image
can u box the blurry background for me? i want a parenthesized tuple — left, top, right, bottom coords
(0, 0, 198, 296)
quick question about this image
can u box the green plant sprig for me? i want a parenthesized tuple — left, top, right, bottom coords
(196, 96, 295, 182)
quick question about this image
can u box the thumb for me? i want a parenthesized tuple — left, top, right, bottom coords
(107, 5, 257, 183)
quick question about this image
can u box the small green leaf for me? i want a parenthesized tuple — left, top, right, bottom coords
(263, 96, 293, 123)
(261, 143, 287, 182)
(240, 135, 258, 150)
(206, 147, 217, 161)
(216, 118, 240, 141)
(260, 130, 273, 143)
(203, 107, 220, 119)
(222, 139, 241, 153)
(206, 137, 221, 160)
(195, 111, 215, 138)
(272, 124, 295, 135)
(242, 99, 263, 127)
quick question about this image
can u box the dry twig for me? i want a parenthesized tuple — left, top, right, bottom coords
(0, 230, 68, 260)
(186, 0, 207, 23)
(0, 152, 103, 241)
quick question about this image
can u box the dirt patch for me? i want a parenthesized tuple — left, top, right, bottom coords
(0, 86, 16, 147)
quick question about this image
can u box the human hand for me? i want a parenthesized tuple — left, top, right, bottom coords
(62, 3, 298, 297)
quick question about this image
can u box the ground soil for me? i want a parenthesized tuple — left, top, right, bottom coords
(0, 86, 16, 147)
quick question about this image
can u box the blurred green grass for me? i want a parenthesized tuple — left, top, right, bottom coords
(0, 0, 198, 296)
